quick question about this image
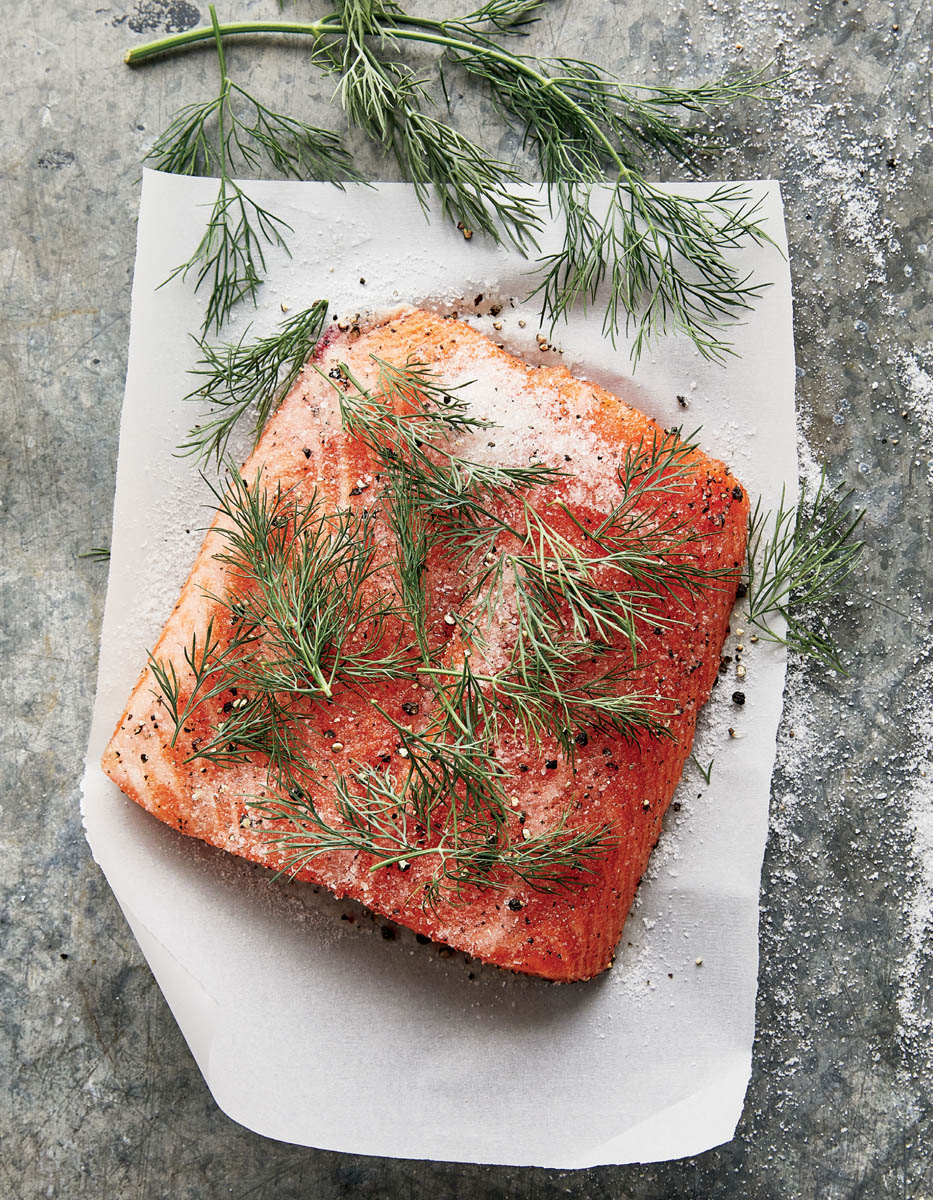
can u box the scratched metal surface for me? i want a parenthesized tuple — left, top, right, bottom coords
(2, 0, 931, 1196)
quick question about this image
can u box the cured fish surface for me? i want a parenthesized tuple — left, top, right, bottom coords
(102, 307, 748, 982)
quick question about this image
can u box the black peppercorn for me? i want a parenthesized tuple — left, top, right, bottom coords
(507, 898, 523, 911)
(732, 691, 746, 705)
(545, 759, 558, 769)
(574, 730, 589, 747)
(402, 702, 420, 716)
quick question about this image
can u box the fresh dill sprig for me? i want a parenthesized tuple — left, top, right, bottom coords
(332, 355, 487, 448)
(327, 354, 559, 660)
(147, 5, 355, 332)
(424, 657, 670, 763)
(179, 300, 329, 464)
(516, 497, 690, 647)
(449, 0, 546, 33)
(209, 472, 414, 698)
(77, 546, 111, 562)
(330, 355, 561, 508)
(381, 469, 435, 658)
(438, 34, 776, 357)
(371, 673, 512, 827)
(192, 687, 317, 777)
(323, 0, 541, 250)
(167, 176, 292, 336)
(256, 769, 612, 905)
(148, 615, 257, 745)
(534, 178, 770, 363)
(575, 430, 731, 601)
(463, 474, 723, 694)
(127, 4, 775, 360)
(744, 472, 864, 672)
(384, 86, 542, 251)
(149, 471, 416, 773)
(255, 656, 613, 903)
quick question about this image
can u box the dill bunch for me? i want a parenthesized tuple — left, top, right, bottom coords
(440, 38, 776, 359)
(127, 1, 778, 358)
(321, 2, 541, 251)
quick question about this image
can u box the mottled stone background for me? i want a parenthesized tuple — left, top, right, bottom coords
(2, 0, 931, 1196)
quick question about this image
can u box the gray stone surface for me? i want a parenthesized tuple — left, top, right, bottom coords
(2, 0, 931, 1196)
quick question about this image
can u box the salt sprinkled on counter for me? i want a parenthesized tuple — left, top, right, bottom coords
(895, 660, 933, 1072)
(794, 429, 827, 499)
(778, 77, 889, 280)
(891, 346, 933, 489)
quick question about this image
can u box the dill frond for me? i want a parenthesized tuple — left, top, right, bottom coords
(744, 472, 864, 672)
(536, 177, 772, 363)
(163, 176, 292, 337)
(209, 472, 415, 698)
(148, 616, 258, 745)
(324, 355, 561, 508)
(147, 5, 355, 333)
(130, 5, 777, 358)
(255, 656, 614, 901)
(179, 300, 329, 465)
(442, 38, 776, 357)
(451, 0, 546, 34)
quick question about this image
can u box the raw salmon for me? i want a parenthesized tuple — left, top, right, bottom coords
(102, 307, 748, 982)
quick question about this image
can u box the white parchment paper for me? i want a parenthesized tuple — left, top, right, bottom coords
(82, 171, 796, 1166)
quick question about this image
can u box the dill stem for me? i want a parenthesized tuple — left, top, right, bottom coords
(208, 5, 228, 83)
(369, 846, 445, 872)
(307, 663, 333, 699)
(125, 21, 330, 65)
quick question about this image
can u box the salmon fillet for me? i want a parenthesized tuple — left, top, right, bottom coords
(102, 307, 748, 982)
